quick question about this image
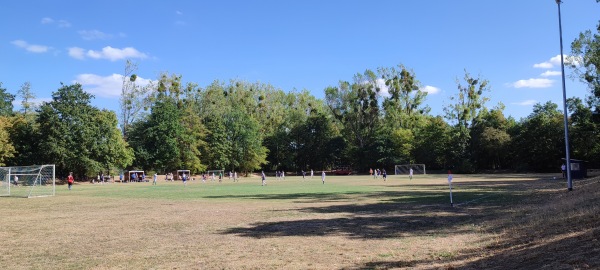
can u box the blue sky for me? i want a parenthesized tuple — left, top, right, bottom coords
(2, 0, 599, 120)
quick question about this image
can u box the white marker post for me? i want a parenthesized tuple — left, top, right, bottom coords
(447, 170, 453, 207)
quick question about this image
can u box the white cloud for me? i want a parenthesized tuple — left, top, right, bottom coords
(73, 73, 153, 98)
(40, 17, 71, 27)
(512, 78, 554, 88)
(541, 70, 561, 77)
(68, 47, 85, 59)
(176, 10, 183, 15)
(78, 30, 112, 40)
(58, 20, 71, 28)
(512, 100, 537, 106)
(11, 40, 50, 53)
(534, 54, 581, 69)
(41, 17, 54, 24)
(420, 85, 440, 94)
(533, 62, 553, 69)
(68, 46, 148, 61)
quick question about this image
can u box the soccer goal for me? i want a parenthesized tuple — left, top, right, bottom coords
(0, 164, 55, 198)
(395, 164, 426, 175)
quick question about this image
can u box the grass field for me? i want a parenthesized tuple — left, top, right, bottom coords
(1, 173, 598, 269)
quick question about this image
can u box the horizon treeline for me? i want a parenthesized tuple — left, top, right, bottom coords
(1, 17, 599, 178)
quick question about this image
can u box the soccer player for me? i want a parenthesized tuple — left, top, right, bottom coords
(14, 175, 19, 186)
(261, 171, 266, 186)
(409, 168, 413, 180)
(182, 173, 188, 186)
(234, 171, 238, 182)
(67, 172, 74, 190)
(302, 170, 306, 179)
(310, 169, 314, 179)
(382, 169, 387, 181)
(153, 173, 157, 185)
(321, 170, 326, 184)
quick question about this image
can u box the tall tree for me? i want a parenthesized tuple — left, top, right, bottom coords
(0, 82, 15, 117)
(571, 15, 600, 112)
(444, 71, 491, 171)
(17, 82, 36, 119)
(567, 97, 600, 167)
(325, 70, 381, 170)
(511, 101, 564, 172)
(0, 117, 16, 165)
(37, 83, 133, 178)
(119, 60, 152, 138)
(380, 65, 429, 130)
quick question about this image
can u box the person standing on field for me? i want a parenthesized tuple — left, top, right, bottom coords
(321, 170, 326, 184)
(261, 171, 266, 186)
(382, 169, 387, 181)
(67, 172, 74, 190)
(14, 175, 19, 186)
(310, 169, 314, 179)
(409, 168, 413, 180)
(561, 163, 566, 178)
(153, 173, 157, 185)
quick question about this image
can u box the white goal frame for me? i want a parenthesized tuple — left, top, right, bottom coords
(0, 164, 56, 198)
(395, 164, 426, 176)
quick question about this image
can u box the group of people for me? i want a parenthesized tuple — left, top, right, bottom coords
(94, 173, 112, 184)
(264, 170, 326, 185)
(300, 169, 315, 179)
(369, 168, 388, 181)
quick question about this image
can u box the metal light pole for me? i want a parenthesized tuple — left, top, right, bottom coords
(556, 0, 573, 191)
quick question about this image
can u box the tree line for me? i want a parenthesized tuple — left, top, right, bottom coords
(1, 16, 599, 178)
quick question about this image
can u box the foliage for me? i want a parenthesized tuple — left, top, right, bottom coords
(0, 82, 15, 117)
(571, 20, 600, 112)
(36, 83, 133, 179)
(325, 70, 381, 171)
(0, 116, 16, 165)
(511, 102, 564, 172)
(120, 60, 153, 138)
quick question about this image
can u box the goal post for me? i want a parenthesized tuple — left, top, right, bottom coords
(0, 164, 55, 198)
(395, 164, 426, 176)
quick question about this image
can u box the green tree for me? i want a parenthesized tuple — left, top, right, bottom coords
(120, 60, 152, 138)
(325, 70, 381, 171)
(0, 117, 16, 165)
(0, 83, 15, 116)
(380, 65, 429, 130)
(37, 83, 133, 178)
(444, 71, 491, 172)
(469, 104, 513, 170)
(511, 101, 564, 172)
(571, 16, 600, 112)
(567, 97, 600, 166)
(413, 116, 451, 170)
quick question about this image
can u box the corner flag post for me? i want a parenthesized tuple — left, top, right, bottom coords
(448, 171, 453, 207)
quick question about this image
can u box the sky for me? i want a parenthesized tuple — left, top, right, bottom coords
(1, 0, 599, 120)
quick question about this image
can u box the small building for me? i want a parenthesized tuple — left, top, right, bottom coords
(562, 158, 587, 179)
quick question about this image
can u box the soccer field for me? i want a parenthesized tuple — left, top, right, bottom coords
(0, 173, 565, 269)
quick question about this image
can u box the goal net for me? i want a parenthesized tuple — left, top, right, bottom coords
(395, 164, 426, 175)
(0, 164, 55, 198)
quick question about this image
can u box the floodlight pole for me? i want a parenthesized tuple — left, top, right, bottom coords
(556, 0, 573, 191)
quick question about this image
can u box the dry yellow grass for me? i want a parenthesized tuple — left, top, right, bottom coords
(0, 174, 598, 269)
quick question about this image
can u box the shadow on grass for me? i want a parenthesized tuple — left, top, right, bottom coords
(220, 187, 530, 240)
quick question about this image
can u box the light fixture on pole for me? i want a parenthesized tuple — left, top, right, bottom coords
(555, 0, 573, 191)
